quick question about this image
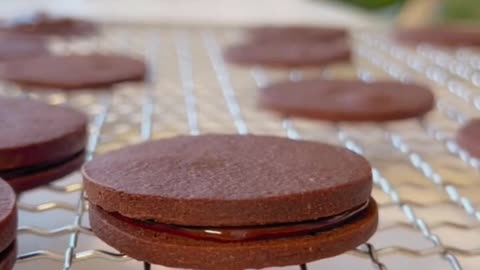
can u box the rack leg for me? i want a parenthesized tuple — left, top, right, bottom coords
(300, 263, 308, 270)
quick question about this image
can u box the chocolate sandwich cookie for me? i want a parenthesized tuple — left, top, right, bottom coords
(0, 179, 17, 270)
(0, 54, 146, 90)
(0, 98, 87, 192)
(0, 34, 48, 62)
(457, 119, 480, 158)
(248, 26, 348, 43)
(259, 79, 435, 122)
(224, 39, 350, 67)
(395, 27, 480, 47)
(2, 12, 97, 37)
(84, 134, 377, 270)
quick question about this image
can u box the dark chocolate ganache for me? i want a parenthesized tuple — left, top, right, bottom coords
(0, 151, 84, 180)
(108, 200, 370, 243)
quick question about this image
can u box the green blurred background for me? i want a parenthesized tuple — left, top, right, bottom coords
(338, 0, 480, 24)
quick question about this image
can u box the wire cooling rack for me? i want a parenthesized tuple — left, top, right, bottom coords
(2, 24, 480, 270)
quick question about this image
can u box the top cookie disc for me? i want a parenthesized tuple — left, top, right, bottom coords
(0, 179, 16, 255)
(0, 54, 146, 90)
(259, 79, 435, 122)
(0, 97, 87, 170)
(83, 134, 372, 226)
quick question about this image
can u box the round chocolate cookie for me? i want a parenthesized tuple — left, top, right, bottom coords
(0, 98, 87, 192)
(457, 119, 480, 158)
(224, 39, 350, 67)
(0, 34, 48, 62)
(84, 134, 377, 269)
(259, 79, 435, 122)
(395, 27, 480, 47)
(2, 12, 97, 37)
(0, 54, 146, 90)
(0, 179, 17, 270)
(248, 26, 348, 43)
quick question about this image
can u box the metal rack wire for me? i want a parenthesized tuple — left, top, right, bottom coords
(2, 24, 479, 270)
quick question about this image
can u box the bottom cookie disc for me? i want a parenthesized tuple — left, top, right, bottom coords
(0, 242, 16, 270)
(89, 199, 378, 270)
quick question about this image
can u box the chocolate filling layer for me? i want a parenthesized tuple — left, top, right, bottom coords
(107, 200, 370, 243)
(0, 150, 85, 180)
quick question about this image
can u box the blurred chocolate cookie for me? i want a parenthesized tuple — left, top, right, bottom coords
(259, 79, 435, 122)
(457, 119, 480, 158)
(224, 39, 350, 67)
(0, 54, 146, 90)
(248, 26, 348, 43)
(1, 12, 97, 37)
(395, 27, 480, 47)
(0, 97, 87, 192)
(0, 178, 17, 270)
